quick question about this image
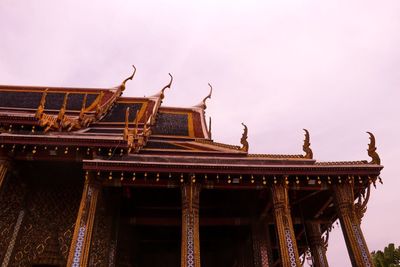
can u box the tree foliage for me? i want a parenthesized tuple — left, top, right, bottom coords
(371, 243, 400, 267)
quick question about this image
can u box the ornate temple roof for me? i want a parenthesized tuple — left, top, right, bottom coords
(0, 68, 383, 175)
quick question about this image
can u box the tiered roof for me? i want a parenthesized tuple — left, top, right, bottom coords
(0, 68, 382, 177)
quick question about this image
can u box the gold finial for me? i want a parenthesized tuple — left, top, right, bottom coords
(195, 83, 213, 109)
(367, 132, 381, 165)
(160, 73, 173, 100)
(123, 107, 130, 141)
(57, 93, 69, 121)
(121, 65, 137, 91)
(303, 129, 313, 159)
(35, 89, 48, 119)
(240, 122, 249, 152)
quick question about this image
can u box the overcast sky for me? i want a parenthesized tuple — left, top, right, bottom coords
(1, 0, 399, 266)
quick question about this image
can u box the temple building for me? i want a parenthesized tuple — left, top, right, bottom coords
(0, 67, 383, 267)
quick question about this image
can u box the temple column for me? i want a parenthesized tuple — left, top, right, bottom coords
(252, 222, 271, 267)
(332, 183, 373, 267)
(271, 183, 301, 267)
(181, 182, 201, 267)
(305, 222, 329, 267)
(67, 172, 101, 267)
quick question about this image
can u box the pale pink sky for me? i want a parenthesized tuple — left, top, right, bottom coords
(1, 1, 400, 266)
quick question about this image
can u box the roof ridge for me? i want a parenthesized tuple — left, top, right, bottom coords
(195, 139, 241, 150)
(247, 153, 304, 159)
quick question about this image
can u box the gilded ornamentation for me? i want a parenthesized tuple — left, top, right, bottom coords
(120, 65, 137, 92)
(88, 195, 113, 267)
(303, 129, 313, 159)
(160, 73, 173, 100)
(181, 183, 201, 267)
(0, 174, 27, 264)
(35, 89, 48, 119)
(7, 177, 81, 266)
(367, 132, 381, 165)
(195, 83, 212, 110)
(67, 175, 101, 267)
(271, 183, 301, 267)
(33, 66, 137, 133)
(332, 183, 374, 266)
(354, 185, 370, 224)
(123, 108, 153, 154)
(240, 123, 249, 152)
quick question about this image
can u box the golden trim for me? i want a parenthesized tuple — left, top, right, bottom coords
(67, 174, 100, 267)
(188, 113, 194, 138)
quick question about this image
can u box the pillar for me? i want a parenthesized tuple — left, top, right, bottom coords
(305, 222, 329, 267)
(67, 172, 101, 267)
(252, 222, 271, 267)
(271, 183, 301, 267)
(332, 183, 373, 267)
(181, 182, 201, 267)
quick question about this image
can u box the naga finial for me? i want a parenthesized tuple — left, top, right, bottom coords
(303, 129, 313, 159)
(160, 73, 173, 100)
(35, 89, 48, 119)
(367, 132, 381, 165)
(240, 122, 249, 152)
(121, 65, 137, 91)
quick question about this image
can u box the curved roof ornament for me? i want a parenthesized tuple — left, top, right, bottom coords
(367, 132, 381, 165)
(303, 129, 313, 159)
(195, 83, 212, 110)
(240, 122, 249, 152)
(120, 65, 137, 91)
(160, 73, 173, 100)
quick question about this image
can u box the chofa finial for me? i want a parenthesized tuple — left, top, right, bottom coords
(196, 83, 213, 109)
(240, 122, 249, 152)
(367, 132, 381, 165)
(121, 65, 137, 91)
(160, 73, 173, 100)
(303, 129, 313, 159)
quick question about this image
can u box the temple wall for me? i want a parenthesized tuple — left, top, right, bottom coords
(0, 163, 83, 267)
